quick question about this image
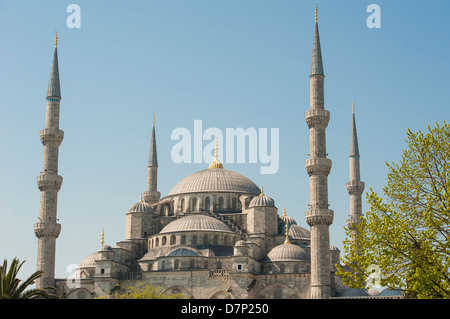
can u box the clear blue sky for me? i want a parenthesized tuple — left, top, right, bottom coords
(0, 1, 449, 280)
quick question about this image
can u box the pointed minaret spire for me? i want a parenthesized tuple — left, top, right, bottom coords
(305, 6, 333, 299)
(311, 6, 324, 77)
(143, 114, 160, 204)
(346, 102, 365, 245)
(47, 32, 61, 99)
(148, 114, 158, 167)
(35, 34, 64, 290)
(350, 101, 360, 158)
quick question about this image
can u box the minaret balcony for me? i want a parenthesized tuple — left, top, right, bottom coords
(37, 173, 63, 191)
(305, 109, 330, 129)
(346, 216, 361, 229)
(305, 158, 332, 176)
(305, 208, 334, 226)
(34, 221, 61, 238)
(40, 128, 64, 145)
(346, 180, 365, 196)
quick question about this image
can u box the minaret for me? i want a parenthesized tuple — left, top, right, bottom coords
(304, 7, 334, 299)
(143, 114, 160, 204)
(346, 102, 365, 244)
(34, 33, 64, 290)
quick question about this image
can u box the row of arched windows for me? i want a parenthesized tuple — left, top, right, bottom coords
(149, 233, 239, 249)
(161, 195, 242, 216)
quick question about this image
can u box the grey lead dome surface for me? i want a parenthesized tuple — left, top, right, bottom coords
(160, 214, 233, 234)
(168, 168, 260, 196)
(267, 244, 309, 262)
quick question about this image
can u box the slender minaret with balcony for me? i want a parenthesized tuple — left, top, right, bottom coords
(35, 33, 64, 290)
(346, 102, 365, 245)
(143, 114, 160, 204)
(304, 7, 334, 299)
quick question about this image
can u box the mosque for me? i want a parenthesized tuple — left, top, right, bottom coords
(33, 9, 400, 299)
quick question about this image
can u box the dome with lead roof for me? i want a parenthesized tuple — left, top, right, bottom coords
(267, 244, 309, 262)
(248, 187, 275, 208)
(127, 194, 153, 213)
(168, 168, 260, 196)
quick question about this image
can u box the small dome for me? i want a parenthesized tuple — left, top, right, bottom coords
(167, 248, 200, 257)
(249, 188, 275, 208)
(289, 225, 311, 240)
(267, 244, 309, 262)
(128, 197, 153, 213)
(79, 252, 100, 268)
(330, 245, 340, 251)
(278, 209, 297, 234)
(160, 214, 233, 234)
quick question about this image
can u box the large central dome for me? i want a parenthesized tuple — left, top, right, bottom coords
(168, 168, 260, 196)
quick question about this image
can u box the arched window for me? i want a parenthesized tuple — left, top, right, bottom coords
(232, 197, 237, 210)
(162, 236, 167, 246)
(214, 235, 219, 245)
(203, 234, 208, 244)
(161, 260, 166, 270)
(174, 260, 180, 270)
(155, 237, 159, 247)
(192, 235, 197, 245)
(180, 198, 185, 212)
(191, 197, 197, 212)
(181, 235, 186, 245)
(205, 197, 210, 211)
(224, 235, 229, 246)
(170, 235, 176, 245)
(218, 197, 224, 211)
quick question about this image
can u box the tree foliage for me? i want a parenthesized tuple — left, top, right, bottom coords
(114, 281, 185, 299)
(337, 121, 450, 298)
(0, 257, 58, 299)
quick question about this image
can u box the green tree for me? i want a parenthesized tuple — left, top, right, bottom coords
(114, 281, 185, 299)
(337, 121, 450, 299)
(0, 258, 58, 299)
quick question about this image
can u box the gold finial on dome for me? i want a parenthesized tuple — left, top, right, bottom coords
(139, 193, 143, 203)
(284, 224, 291, 245)
(55, 31, 58, 47)
(208, 137, 223, 169)
(101, 228, 105, 247)
(260, 186, 264, 196)
(283, 208, 287, 216)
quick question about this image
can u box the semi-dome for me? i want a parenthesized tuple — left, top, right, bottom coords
(267, 244, 309, 262)
(128, 195, 153, 213)
(248, 187, 275, 208)
(168, 168, 260, 196)
(167, 248, 200, 257)
(160, 214, 233, 234)
(289, 225, 311, 240)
